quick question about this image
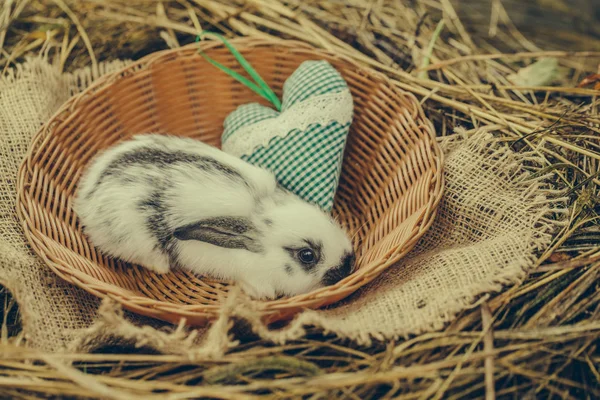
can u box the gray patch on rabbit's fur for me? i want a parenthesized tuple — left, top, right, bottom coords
(86, 146, 246, 199)
(137, 188, 181, 269)
(103, 147, 244, 182)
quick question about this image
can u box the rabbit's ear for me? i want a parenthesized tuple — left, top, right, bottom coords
(174, 216, 262, 252)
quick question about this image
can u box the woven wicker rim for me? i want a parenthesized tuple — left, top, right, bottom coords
(16, 37, 444, 326)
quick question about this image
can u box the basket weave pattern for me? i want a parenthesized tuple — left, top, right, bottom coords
(16, 38, 443, 325)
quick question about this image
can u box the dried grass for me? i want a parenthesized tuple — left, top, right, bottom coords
(1, 0, 599, 398)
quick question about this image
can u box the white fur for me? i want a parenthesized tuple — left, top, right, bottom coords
(73, 134, 354, 299)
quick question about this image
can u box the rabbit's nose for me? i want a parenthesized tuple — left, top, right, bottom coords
(321, 252, 356, 286)
(341, 252, 356, 275)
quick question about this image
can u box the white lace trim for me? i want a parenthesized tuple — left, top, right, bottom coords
(222, 90, 353, 157)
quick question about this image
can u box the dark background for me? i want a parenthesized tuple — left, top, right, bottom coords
(453, 0, 600, 51)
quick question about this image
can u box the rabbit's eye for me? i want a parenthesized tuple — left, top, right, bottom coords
(298, 248, 316, 264)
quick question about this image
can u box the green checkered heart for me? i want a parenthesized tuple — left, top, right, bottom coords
(221, 60, 353, 212)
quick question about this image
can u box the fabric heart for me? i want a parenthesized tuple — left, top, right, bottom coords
(221, 60, 353, 212)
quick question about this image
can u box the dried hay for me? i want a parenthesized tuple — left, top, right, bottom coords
(1, 0, 599, 398)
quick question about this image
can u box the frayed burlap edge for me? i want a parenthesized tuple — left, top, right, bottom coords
(0, 56, 130, 94)
(67, 289, 255, 360)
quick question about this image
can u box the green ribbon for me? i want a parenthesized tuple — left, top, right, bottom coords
(196, 32, 282, 111)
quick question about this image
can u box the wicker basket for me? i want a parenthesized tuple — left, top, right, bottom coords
(16, 37, 444, 326)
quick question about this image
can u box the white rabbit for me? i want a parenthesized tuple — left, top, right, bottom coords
(73, 134, 355, 299)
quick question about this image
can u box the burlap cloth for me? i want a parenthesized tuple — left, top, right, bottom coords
(0, 58, 566, 355)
